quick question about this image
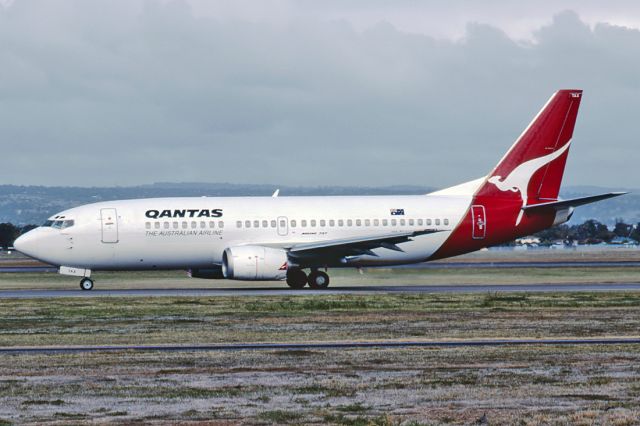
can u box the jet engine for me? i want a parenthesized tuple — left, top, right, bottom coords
(222, 246, 288, 280)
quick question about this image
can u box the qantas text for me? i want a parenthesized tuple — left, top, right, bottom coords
(145, 209, 223, 219)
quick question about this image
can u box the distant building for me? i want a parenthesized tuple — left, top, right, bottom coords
(515, 236, 541, 246)
(609, 236, 639, 246)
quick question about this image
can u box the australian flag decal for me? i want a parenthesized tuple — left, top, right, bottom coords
(390, 208, 405, 216)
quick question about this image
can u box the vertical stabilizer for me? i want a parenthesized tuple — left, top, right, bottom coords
(478, 89, 583, 219)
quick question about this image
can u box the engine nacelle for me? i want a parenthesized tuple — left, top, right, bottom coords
(222, 246, 288, 280)
(188, 267, 224, 279)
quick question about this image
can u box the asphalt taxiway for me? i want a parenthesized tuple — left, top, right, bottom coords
(1, 283, 640, 298)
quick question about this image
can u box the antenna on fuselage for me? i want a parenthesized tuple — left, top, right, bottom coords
(272, 189, 280, 197)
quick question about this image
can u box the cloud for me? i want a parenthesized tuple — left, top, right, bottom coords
(0, 1, 638, 188)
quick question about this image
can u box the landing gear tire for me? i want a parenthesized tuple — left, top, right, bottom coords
(308, 270, 330, 289)
(286, 268, 307, 289)
(80, 278, 94, 291)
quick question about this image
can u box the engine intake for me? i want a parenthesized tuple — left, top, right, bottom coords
(222, 246, 288, 280)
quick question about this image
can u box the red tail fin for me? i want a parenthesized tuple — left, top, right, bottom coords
(431, 90, 583, 260)
(478, 89, 583, 210)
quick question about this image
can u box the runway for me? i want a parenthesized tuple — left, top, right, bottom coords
(1, 261, 640, 274)
(1, 283, 640, 298)
(2, 337, 639, 354)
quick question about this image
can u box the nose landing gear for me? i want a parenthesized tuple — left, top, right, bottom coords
(80, 277, 94, 291)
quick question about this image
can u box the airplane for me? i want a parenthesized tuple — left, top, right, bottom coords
(14, 89, 626, 291)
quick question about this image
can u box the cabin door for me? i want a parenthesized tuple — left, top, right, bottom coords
(100, 208, 119, 243)
(471, 205, 486, 240)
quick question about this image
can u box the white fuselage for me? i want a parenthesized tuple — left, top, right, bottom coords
(18, 193, 474, 271)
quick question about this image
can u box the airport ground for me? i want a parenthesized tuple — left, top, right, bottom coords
(0, 249, 639, 424)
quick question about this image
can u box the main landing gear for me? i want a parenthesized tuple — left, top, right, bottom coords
(286, 268, 330, 290)
(80, 277, 94, 291)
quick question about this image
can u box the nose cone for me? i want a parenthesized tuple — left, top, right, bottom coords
(14, 230, 40, 258)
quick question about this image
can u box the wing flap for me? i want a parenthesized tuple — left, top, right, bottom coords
(288, 229, 442, 260)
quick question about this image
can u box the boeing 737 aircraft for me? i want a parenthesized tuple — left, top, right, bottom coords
(15, 90, 625, 290)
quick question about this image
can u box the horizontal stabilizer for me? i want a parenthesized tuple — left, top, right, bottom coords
(522, 192, 627, 212)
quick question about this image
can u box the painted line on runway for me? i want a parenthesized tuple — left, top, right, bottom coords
(2, 338, 640, 354)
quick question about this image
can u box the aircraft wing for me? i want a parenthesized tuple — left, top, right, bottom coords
(288, 229, 442, 263)
(522, 192, 627, 213)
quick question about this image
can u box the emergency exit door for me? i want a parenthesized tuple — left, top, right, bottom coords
(471, 205, 486, 240)
(277, 216, 288, 236)
(101, 208, 119, 243)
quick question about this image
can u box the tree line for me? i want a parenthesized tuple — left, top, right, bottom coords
(533, 219, 640, 245)
(0, 223, 37, 249)
(1, 220, 639, 249)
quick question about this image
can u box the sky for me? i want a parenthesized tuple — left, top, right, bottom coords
(1, 0, 639, 188)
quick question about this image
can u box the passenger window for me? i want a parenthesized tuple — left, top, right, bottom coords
(365, 219, 371, 226)
(418, 219, 423, 226)
(191, 221, 197, 229)
(173, 222, 179, 229)
(262, 220, 268, 228)
(311, 220, 316, 227)
(391, 219, 397, 226)
(200, 221, 206, 229)
(409, 219, 414, 226)
(356, 219, 362, 226)
(236, 221, 242, 228)
(291, 220, 297, 227)
(209, 221, 215, 228)
(164, 222, 170, 229)
(182, 222, 188, 229)
(219, 221, 224, 228)
(271, 220, 276, 228)
(373, 219, 379, 226)
(427, 219, 432, 226)
(301, 220, 307, 227)
(435, 219, 441, 226)
(253, 220, 259, 228)
(329, 220, 335, 227)
(245, 220, 251, 228)
(280, 219, 286, 228)
(444, 218, 449, 226)
(338, 220, 344, 227)
(400, 219, 406, 226)
(154, 222, 160, 229)
(145, 222, 151, 229)
(382, 219, 388, 226)
(320, 220, 326, 227)
(347, 219, 353, 226)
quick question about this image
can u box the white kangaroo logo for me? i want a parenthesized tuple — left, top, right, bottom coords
(488, 141, 571, 225)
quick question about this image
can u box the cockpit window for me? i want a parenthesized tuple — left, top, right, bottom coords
(46, 220, 74, 229)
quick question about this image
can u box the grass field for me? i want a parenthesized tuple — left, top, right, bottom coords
(0, 291, 639, 424)
(1, 249, 639, 424)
